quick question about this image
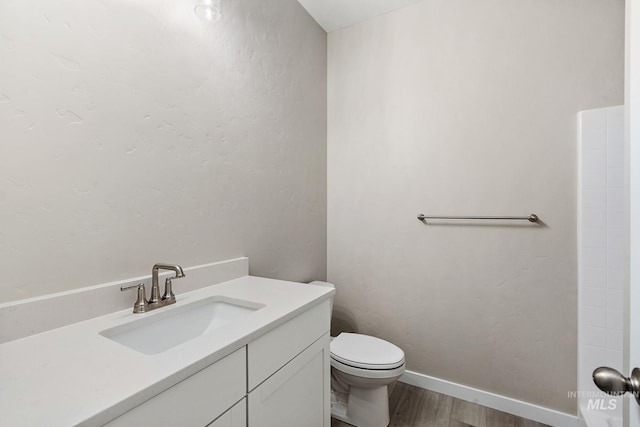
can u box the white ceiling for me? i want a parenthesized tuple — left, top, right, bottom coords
(297, 0, 424, 33)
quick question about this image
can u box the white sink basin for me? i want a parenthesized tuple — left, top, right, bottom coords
(100, 297, 263, 355)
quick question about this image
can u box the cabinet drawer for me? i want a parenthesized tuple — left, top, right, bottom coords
(247, 299, 330, 390)
(105, 347, 246, 427)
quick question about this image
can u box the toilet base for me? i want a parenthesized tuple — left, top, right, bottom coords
(330, 385, 391, 427)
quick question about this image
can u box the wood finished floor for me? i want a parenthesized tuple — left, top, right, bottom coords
(331, 382, 551, 427)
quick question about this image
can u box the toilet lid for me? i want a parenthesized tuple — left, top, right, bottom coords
(330, 333, 405, 370)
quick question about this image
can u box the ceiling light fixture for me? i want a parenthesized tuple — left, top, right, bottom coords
(194, 0, 221, 22)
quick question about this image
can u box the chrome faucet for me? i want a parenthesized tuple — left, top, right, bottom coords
(151, 263, 185, 304)
(121, 263, 185, 313)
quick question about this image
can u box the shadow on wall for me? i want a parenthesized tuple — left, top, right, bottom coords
(331, 306, 359, 337)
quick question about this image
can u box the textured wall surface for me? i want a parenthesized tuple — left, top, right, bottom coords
(0, 0, 327, 302)
(327, 0, 624, 414)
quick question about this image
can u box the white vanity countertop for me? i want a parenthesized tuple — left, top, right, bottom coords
(0, 276, 334, 427)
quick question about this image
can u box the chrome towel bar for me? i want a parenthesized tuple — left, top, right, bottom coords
(417, 213, 539, 223)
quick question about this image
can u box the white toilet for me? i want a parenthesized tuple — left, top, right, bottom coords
(310, 281, 405, 427)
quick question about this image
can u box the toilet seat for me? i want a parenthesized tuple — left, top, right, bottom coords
(330, 357, 406, 380)
(330, 333, 405, 370)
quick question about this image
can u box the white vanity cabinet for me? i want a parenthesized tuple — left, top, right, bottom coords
(248, 334, 330, 427)
(247, 301, 331, 427)
(0, 273, 336, 427)
(104, 299, 331, 427)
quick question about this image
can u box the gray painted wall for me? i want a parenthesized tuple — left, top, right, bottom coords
(327, 0, 624, 414)
(0, 0, 327, 302)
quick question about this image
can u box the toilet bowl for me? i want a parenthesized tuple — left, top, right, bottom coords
(310, 281, 405, 427)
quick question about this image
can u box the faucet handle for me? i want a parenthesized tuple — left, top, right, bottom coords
(121, 283, 149, 313)
(162, 277, 178, 303)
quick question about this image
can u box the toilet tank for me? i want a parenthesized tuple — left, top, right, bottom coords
(309, 281, 335, 313)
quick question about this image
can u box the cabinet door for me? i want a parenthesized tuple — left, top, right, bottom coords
(248, 334, 330, 427)
(207, 398, 246, 427)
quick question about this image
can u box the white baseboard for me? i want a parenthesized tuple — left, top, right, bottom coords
(399, 370, 578, 427)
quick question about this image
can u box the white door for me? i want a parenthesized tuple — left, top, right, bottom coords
(627, 0, 640, 426)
